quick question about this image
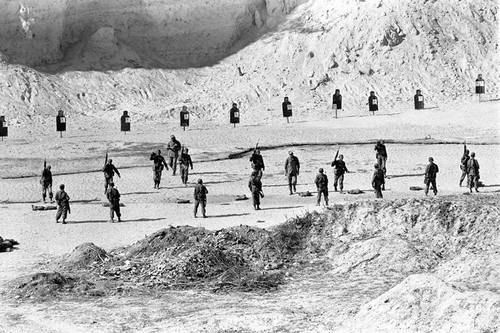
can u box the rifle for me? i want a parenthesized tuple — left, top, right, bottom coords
(104, 151, 108, 166)
(331, 147, 339, 167)
(255, 139, 260, 151)
(43, 159, 47, 169)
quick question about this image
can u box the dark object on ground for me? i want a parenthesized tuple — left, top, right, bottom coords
(0, 237, 19, 252)
(176, 199, 190, 204)
(299, 191, 312, 197)
(410, 186, 425, 191)
(235, 194, 248, 201)
(347, 189, 364, 194)
(32, 204, 57, 211)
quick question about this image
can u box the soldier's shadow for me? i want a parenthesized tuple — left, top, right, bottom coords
(70, 217, 166, 224)
(206, 213, 250, 218)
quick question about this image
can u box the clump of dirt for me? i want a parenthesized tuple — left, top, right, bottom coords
(60, 242, 108, 269)
(14, 272, 98, 300)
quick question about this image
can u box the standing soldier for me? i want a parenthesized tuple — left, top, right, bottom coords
(167, 135, 182, 175)
(248, 171, 263, 210)
(103, 158, 121, 194)
(106, 182, 121, 222)
(150, 150, 169, 189)
(40, 161, 53, 203)
(374, 140, 388, 189)
(285, 151, 300, 195)
(424, 157, 439, 196)
(194, 179, 208, 218)
(249, 148, 265, 178)
(179, 148, 193, 185)
(55, 184, 70, 224)
(467, 152, 480, 193)
(314, 168, 329, 206)
(459, 144, 470, 187)
(372, 163, 385, 199)
(331, 154, 349, 192)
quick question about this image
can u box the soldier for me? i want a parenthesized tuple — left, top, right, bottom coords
(150, 150, 169, 189)
(372, 163, 385, 199)
(106, 182, 121, 222)
(55, 184, 70, 224)
(179, 148, 193, 185)
(467, 152, 480, 193)
(248, 171, 263, 210)
(424, 157, 439, 196)
(103, 159, 121, 194)
(40, 162, 53, 203)
(249, 148, 265, 178)
(374, 139, 388, 189)
(194, 179, 208, 218)
(167, 135, 182, 175)
(314, 168, 329, 206)
(331, 154, 349, 192)
(459, 144, 470, 187)
(285, 151, 300, 195)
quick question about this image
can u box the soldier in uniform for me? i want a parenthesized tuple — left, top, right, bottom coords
(331, 154, 349, 192)
(467, 152, 480, 193)
(55, 184, 70, 224)
(374, 140, 387, 189)
(424, 157, 439, 196)
(459, 145, 470, 187)
(150, 150, 169, 189)
(106, 182, 121, 222)
(372, 163, 385, 199)
(249, 148, 265, 178)
(314, 168, 329, 206)
(285, 151, 300, 195)
(179, 148, 193, 185)
(40, 163, 53, 203)
(167, 135, 182, 175)
(248, 171, 263, 210)
(194, 179, 208, 218)
(103, 159, 121, 194)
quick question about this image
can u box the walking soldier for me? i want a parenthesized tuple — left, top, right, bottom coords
(194, 179, 208, 218)
(285, 151, 300, 195)
(248, 171, 263, 210)
(40, 161, 53, 203)
(314, 168, 329, 206)
(106, 182, 121, 222)
(424, 157, 439, 196)
(467, 152, 480, 193)
(103, 156, 121, 194)
(167, 135, 182, 175)
(331, 154, 349, 192)
(150, 150, 169, 189)
(179, 148, 193, 185)
(460, 144, 470, 187)
(372, 163, 385, 198)
(55, 184, 70, 224)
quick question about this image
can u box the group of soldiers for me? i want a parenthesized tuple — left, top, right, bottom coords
(39, 136, 483, 222)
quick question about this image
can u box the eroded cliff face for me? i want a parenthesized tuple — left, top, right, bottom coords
(0, 0, 305, 69)
(0, 0, 498, 124)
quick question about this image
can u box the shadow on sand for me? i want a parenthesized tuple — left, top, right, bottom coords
(68, 217, 166, 224)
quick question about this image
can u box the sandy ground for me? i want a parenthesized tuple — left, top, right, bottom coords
(0, 100, 499, 332)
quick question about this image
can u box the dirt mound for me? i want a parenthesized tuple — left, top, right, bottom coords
(338, 274, 500, 333)
(60, 242, 108, 269)
(14, 272, 98, 300)
(436, 249, 500, 291)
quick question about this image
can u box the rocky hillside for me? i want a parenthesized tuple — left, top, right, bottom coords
(0, 0, 498, 124)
